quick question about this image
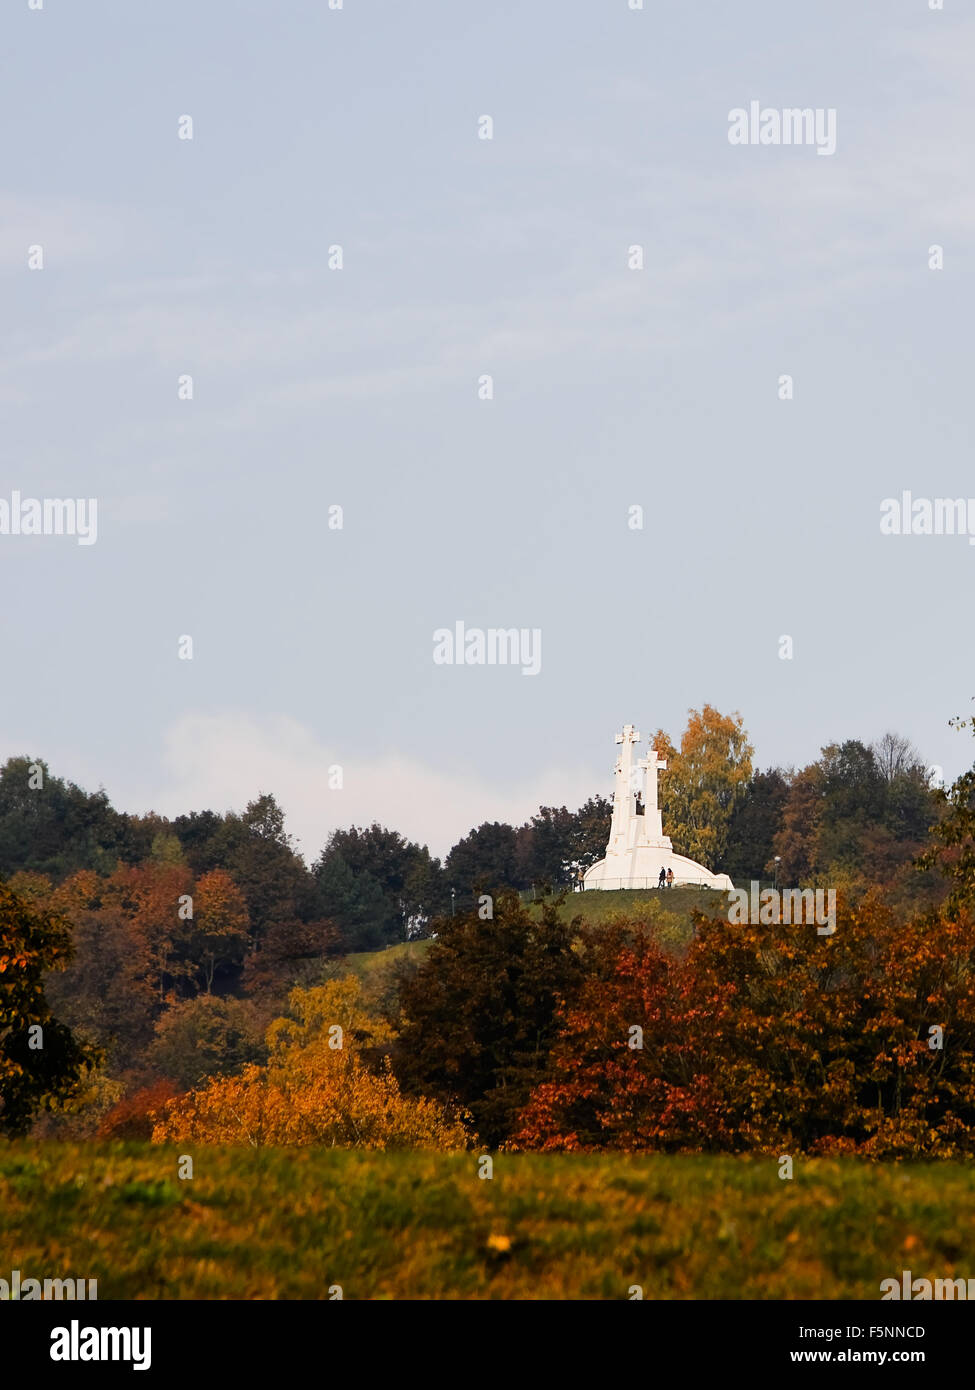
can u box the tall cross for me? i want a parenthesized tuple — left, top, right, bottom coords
(615, 726, 641, 786)
(637, 747, 667, 813)
(613, 725, 643, 822)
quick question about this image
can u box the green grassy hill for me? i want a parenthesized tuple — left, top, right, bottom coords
(527, 885, 733, 953)
(2, 1142, 971, 1299)
(336, 890, 731, 975)
(341, 939, 432, 975)
(549, 884, 732, 922)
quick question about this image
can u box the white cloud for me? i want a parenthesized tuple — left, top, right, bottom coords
(129, 711, 598, 862)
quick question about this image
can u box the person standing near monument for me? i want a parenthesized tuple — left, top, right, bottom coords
(666, 868, 674, 889)
(658, 866, 666, 889)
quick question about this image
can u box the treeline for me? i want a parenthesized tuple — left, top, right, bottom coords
(0, 705, 955, 1147)
(722, 733, 937, 888)
(0, 713, 938, 945)
(151, 711, 975, 1159)
(0, 755, 612, 952)
(0, 713, 941, 1050)
(0, 755, 613, 1120)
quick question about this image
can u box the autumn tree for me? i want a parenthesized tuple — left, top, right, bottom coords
(771, 764, 823, 884)
(241, 915, 342, 1000)
(510, 923, 735, 1152)
(177, 868, 250, 993)
(147, 995, 266, 1090)
(97, 1079, 180, 1141)
(772, 739, 937, 890)
(514, 892, 975, 1158)
(39, 869, 159, 1064)
(0, 877, 100, 1135)
(100, 862, 195, 1000)
(43, 899, 158, 1065)
(652, 706, 753, 871)
(5, 870, 54, 905)
(392, 892, 585, 1146)
(173, 795, 313, 944)
(152, 977, 468, 1150)
(266, 975, 395, 1058)
(41, 861, 222, 1066)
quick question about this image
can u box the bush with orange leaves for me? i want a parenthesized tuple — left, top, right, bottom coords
(151, 977, 471, 1150)
(511, 893, 975, 1159)
(97, 1080, 181, 1141)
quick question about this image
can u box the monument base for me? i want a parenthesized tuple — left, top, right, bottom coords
(584, 849, 733, 892)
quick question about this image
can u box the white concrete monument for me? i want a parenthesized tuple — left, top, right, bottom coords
(583, 723, 734, 891)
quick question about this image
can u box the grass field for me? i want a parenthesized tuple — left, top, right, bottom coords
(2, 1143, 971, 1299)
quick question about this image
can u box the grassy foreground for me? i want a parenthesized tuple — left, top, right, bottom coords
(2, 1144, 973, 1299)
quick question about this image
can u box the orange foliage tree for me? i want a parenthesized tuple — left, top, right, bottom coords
(512, 895, 975, 1158)
(152, 977, 471, 1150)
(508, 924, 735, 1152)
(177, 868, 249, 993)
(97, 1079, 181, 1140)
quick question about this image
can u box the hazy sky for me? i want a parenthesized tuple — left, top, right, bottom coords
(2, 0, 973, 860)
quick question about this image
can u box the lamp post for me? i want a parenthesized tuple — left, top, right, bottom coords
(773, 856, 781, 892)
(450, 888, 456, 917)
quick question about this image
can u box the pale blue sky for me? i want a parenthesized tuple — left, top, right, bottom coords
(2, 0, 973, 858)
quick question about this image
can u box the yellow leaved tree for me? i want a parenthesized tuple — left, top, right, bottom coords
(151, 976, 471, 1150)
(653, 705, 753, 871)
